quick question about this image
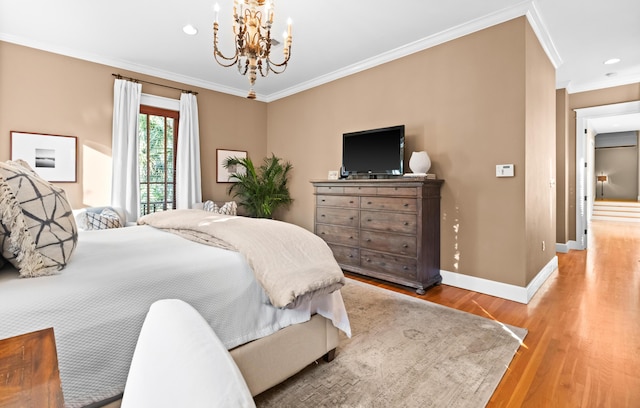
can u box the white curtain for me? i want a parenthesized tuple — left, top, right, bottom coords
(176, 92, 202, 209)
(111, 79, 142, 222)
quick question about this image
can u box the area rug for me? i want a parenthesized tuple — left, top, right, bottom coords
(255, 278, 527, 408)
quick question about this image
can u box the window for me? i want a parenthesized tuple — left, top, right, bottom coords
(138, 105, 179, 216)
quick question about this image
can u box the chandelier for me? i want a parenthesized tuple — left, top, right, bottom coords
(213, 0, 293, 99)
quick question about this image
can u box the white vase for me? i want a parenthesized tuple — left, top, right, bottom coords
(409, 151, 431, 174)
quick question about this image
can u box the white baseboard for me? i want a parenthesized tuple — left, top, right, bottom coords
(441, 256, 558, 304)
(556, 240, 580, 253)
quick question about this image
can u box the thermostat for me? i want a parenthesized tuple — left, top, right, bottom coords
(496, 164, 514, 177)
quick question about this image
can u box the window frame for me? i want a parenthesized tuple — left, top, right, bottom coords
(138, 104, 179, 216)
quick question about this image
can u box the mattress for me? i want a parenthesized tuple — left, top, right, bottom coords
(0, 225, 350, 407)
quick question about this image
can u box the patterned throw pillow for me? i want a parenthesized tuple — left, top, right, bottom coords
(202, 200, 238, 216)
(0, 160, 78, 277)
(0, 220, 10, 269)
(85, 208, 123, 230)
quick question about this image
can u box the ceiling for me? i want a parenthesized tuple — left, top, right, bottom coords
(1, 0, 639, 104)
(590, 113, 640, 135)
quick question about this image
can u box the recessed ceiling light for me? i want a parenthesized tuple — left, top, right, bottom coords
(183, 24, 198, 35)
(604, 58, 620, 65)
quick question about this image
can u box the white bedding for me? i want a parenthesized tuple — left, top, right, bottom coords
(0, 226, 350, 408)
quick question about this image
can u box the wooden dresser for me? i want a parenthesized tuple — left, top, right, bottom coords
(312, 178, 444, 294)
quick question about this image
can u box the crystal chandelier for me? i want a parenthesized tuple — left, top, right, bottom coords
(213, 0, 292, 99)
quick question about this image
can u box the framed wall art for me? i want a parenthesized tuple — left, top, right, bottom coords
(216, 149, 247, 183)
(10, 131, 77, 183)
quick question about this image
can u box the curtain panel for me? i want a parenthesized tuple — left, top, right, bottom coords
(111, 79, 142, 222)
(176, 93, 202, 209)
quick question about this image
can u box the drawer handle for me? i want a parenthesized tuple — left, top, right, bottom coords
(367, 201, 372, 205)
(402, 244, 409, 248)
(380, 262, 386, 266)
(321, 199, 326, 202)
(349, 217, 354, 220)
(403, 266, 409, 270)
(349, 236, 354, 240)
(367, 218, 372, 222)
(348, 254, 354, 258)
(403, 203, 409, 207)
(404, 222, 409, 226)
(321, 214, 326, 217)
(365, 258, 371, 263)
(366, 238, 372, 242)
(321, 232, 326, 235)
(349, 200, 354, 204)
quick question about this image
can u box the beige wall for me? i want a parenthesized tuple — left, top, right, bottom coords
(268, 17, 555, 287)
(0, 41, 268, 209)
(1, 16, 557, 289)
(555, 89, 570, 243)
(557, 82, 640, 242)
(595, 146, 638, 200)
(524, 22, 557, 284)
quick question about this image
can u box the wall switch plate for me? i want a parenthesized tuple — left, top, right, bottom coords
(496, 164, 514, 177)
(328, 170, 339, 180)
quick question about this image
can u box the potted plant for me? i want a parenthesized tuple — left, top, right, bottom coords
(224, 154, 293, 218)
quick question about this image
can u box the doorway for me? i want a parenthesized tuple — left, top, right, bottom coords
(575, 100, 640, 249)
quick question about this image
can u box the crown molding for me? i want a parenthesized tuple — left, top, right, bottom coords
(0, 33, 263, 102)
(566, 74, 640, 94)
(267, 0, 562, 102)
(525, 1, 562, 69)
(2, 0, 561, 104)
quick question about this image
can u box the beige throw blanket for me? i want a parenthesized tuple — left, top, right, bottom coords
(138, 210, 345, 309)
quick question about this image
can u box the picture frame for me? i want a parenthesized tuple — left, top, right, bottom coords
(10, 131, 77, 183)
(217, 149, 247, 183)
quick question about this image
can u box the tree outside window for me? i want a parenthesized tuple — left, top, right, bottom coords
(138, 105, 178, 216)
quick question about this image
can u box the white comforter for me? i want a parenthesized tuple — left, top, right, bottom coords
(0, 226, 350, 408)
(138, 210, 346, 308)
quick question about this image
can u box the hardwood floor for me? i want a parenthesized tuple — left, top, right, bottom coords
(347, 220, 640, 407)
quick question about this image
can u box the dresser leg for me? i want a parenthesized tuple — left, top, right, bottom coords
(416, 287, 426, 295)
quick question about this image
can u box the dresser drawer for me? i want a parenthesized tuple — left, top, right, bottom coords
(317, 195, 359, 208)
(360, 250, 418, 280)
(360, 230, 416, 256)
(376, 187, 417, 197)
(316, 224, 359, 246)
(328, 244, 359, 267)
(316, 186, 344, 194)
(317, 208, 359, 227)
(360, 211, 417, 234)
(344, 186, 377, 195)
(360, 196, 417, 212)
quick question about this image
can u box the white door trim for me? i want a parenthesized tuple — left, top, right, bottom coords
(575, 100, 640, 249)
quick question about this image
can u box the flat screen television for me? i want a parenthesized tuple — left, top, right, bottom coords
(341, 125, 405, 178)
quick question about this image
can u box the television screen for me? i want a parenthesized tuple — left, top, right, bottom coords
(342, 125, 405, 177)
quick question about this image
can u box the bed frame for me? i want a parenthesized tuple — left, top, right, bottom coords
(98, 314, 340, 407)
(232, 314, 340, 396)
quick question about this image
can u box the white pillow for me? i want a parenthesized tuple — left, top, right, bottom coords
(202, 200, 237, 216)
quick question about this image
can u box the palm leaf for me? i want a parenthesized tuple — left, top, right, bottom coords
(223, 154, 293, 218)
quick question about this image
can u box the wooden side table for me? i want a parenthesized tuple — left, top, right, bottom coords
(0, 328, 64, 408)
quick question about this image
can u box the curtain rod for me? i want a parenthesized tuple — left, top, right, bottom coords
(112, 73, 198, 95)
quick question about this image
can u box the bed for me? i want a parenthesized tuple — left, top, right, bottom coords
(0, 160, 351, 407)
